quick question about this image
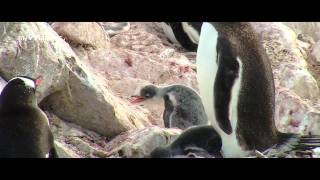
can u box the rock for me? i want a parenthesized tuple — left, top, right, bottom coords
(282, 22, 320, 42)
(54, 141, 81, 158)
(49, 111, 110, 158)
(99, 22, 130, 37)
(0, 22, 70, 101)
(51, 22, 109, 49)
(251, 22, 320, 102)
(277, 64, 319, 101)
(275, 87, 320, 135)
(41, 71, 150, 137)
(307, 41, 320, 87)
(0, 22, 149, 138)
(105, 126, 182, 158)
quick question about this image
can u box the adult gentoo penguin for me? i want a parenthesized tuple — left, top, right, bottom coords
(160, 22, 202, 51)
(196, 22, 320, 157)
(150, 125, 222, 158)
(130, 84, 208, 129)
(0, 76, 58, 158)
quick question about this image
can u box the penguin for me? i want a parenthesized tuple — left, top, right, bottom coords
(99, 22, 130, 37)
(196, 22, 320, 158)
(0, 76, 58, 158)
(150, 125, 222, 158)
(160, 22, 202, 51)
(130, 84, 208, 130)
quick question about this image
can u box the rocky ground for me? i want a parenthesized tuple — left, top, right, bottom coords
(0, 22, 319, 158)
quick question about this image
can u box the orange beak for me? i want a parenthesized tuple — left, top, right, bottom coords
(129, 96, 146, 104)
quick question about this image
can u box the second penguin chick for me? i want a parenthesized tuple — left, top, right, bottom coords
(130, 84, 208, 129)
(150, 125, 222, 158)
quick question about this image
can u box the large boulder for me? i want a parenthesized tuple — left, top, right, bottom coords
(51, 22, 109, 49)
(251, 22, 320, 102)
(0, 22, 149, 138)
(282, 22, 320, 42)
(275, 87, 320, 135)
(250, 22, 320, 135)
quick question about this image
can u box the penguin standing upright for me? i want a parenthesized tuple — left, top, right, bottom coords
(196, 22, 320, 157)
(0, 76, 58, 158)
(160, 22, 202, 52)
(130, 84, 208, 130)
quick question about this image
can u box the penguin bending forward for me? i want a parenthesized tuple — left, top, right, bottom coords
(130, 84, 208, 130)
(150, 125, 222, 158)
(196, 22, 320, 158)
(0, 76, 58, 158)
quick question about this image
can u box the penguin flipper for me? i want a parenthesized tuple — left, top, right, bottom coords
(170, 110, 193, 129)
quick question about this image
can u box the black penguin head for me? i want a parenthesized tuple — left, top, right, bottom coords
(150, 126, 223, 158)
(130, 85, 158, 104)
(150, 147, 171, 158)
(150, 145, 219, 158)
(0, 76, 43, 107)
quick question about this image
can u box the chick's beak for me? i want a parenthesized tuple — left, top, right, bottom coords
(35, 76, 43, 88)
(129, 95, 146, 104)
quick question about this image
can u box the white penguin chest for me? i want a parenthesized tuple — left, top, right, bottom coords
(196, 23, 249, 158)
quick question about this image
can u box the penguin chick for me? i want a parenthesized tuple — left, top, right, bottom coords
(130, 84, 208, 129)
(0, 76, 58, 158)
(150, 125, 222, 158)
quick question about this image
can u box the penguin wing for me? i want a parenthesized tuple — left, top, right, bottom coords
(170, 109, 193, 129)
(213, 35, 240, 135)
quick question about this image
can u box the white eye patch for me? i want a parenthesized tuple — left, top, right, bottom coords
(9, 77, 35, 89)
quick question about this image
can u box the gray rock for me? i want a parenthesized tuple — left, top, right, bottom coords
(251, 22, 320, 102)
(51, 22, 110, 49)
(105, 126, 182, 158)
(0, 22, 148, 138)
(54, 141, 81, 158)
(283, 22, 320, 42)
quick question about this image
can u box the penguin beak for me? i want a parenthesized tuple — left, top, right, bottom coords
(129, 95, 146, 104)
(35, 76, 43, 88)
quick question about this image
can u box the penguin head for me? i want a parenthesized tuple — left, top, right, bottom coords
(0, 76, 43, 107)
(150, 125, 223, 158)
(150, 147, 171, 158)
(150, 145, 218, 158)
(130, 85, 158, 104)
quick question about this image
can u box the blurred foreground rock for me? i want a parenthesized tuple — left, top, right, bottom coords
(0, 22, 150, 138)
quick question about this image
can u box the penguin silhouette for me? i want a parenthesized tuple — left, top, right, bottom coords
(0, 76, 58, 158)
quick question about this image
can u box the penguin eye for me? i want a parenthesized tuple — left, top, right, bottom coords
(145, 93, 151, 97)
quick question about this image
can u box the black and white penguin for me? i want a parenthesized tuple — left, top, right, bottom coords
(100, 22, 130, 37)
(160, 22, 202, 51)
(196, 22, 320, 157)
(130, 84, 208, 129)
(150, 125, 222, 158)
(0, 76, 58, 158)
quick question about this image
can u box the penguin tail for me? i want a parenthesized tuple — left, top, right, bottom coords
(263, 133, 320, 157)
